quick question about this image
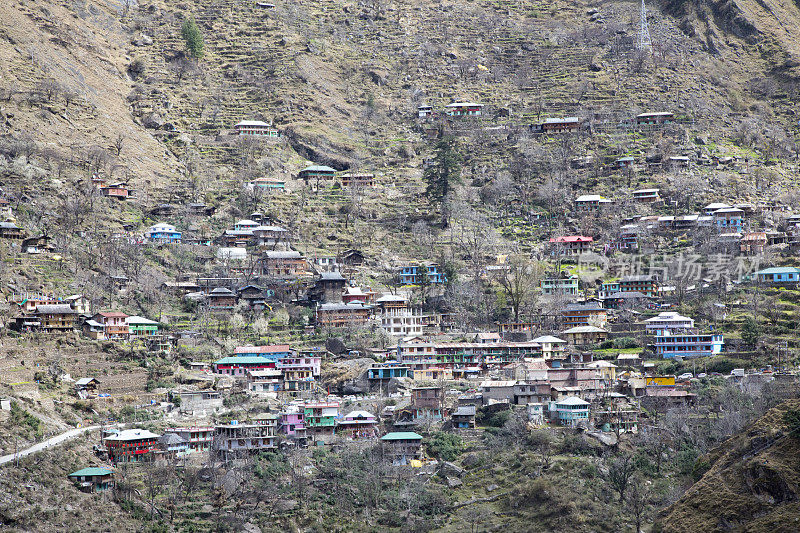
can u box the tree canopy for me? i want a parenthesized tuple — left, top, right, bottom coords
(181, 16, 205, 59)
(423, 135, 462, 225)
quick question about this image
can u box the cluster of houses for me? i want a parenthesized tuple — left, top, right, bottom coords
(562, 189, 800, 257)
(8, 294, 171, 351)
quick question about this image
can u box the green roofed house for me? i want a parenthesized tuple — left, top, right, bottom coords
(380, 431, 423, 464)
(298, 164, 337, 189)
(752, 267, 800, 284)
(127, 316, 160, 337)
(68, 467, 114, 492)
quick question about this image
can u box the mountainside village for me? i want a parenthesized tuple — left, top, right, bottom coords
(3, 107, 798, 493)
(2, 0, 800, 530)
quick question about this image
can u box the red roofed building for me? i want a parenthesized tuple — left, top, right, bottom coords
(93, 312, 129, 338)
(549, 235, 594, 255)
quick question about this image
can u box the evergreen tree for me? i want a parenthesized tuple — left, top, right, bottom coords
(423, 135, 462, 226)
(181, 16, 205, 59)
(741, 315, 761, 347)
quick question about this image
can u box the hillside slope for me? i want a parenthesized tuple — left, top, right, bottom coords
(657, 399, 800, 533)
(0, 0, 183, 191)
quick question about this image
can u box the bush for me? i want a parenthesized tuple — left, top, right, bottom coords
(480, 409, 511, 428)
(425, 431, 465, 462)
(705, 357, 751, 375)
(10, 401, 42, 438)
(783, 408, 800, 438)
(613, 337, 639, 349)
(674, 447, 699, 475)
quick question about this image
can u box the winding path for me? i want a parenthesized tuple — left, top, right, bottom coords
(0, 425, 101, 466)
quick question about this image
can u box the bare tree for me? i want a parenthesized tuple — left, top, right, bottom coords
(112, 133, 125, 156)
(496, 255, 544, 321)
(605, 452, 636, 502)
(625, 474, 650, 532)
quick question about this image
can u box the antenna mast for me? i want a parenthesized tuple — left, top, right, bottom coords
(638, 0, 652, 52)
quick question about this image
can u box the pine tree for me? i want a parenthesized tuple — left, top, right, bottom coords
(423, 135, 462, 226)
(181, 16, 205, 59)
(741, 315, 761, 347)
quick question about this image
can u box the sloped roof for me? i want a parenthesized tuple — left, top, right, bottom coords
(104, 429, 160, 442)
(68, 467, 114, 477)
(35, 304, 75, 314)
(215, 356, 275, 365)
(381, 432, 422, 441)
(531, 335, 567, 344)
(562, 326, 607, 334)
(300, 165, 336, 173)
(235, 345, 291, 354)
(556, 396, 590, 406)
(127, 316, 160, 325)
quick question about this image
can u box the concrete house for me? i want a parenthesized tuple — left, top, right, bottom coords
(632, 188, 660, 203)
(552, 396, 590, 427)
(233, 120, 279, 136)
(445, 102, 484, 117)
(104, 429, 160, 463)
(753, 266, 800, 284)
(145, 223, 181, 244)
(575, 194, 612, 211)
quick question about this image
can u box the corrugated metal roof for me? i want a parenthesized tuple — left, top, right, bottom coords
(68, 467, 114, 477)
(381, 431, 422, 441)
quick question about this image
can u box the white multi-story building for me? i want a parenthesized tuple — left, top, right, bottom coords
(644, 312, 695, 332)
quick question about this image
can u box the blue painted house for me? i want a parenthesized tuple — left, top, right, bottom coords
(368, 363, 410, 381)
(712, 207, 744, 231)
(399, 264, 446, 285)
(552, 396, 590, 427)
(145, 223, 181, 244)
(653, 330, 724, 358)
(753, 267, 800, 284)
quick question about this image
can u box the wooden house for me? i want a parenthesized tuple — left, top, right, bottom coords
(380, 432, 423, 464)
(298, 164, 336, 184)
(104, 429, 160, 463)
(212, 423, 276, 458)
(339, 173, 375, 187)
(574, 194, 611, 211)
(336, 410, 379, 440)
(740, 232, 767, 254)
(561, 326, 608, 346)
(451, 405, 476, 429)
(93, 312, 129, 338)
(445, 102, 484, 117)
(68, 467, 114, 493)
(35, 304, 77, 332)
(541, 117, 582, 133)
(208, 287, 237, 310)
(308, 271, 347, 303)
(635, 112, 674, 126)
(632, 188, 660, 203)
(315, 302, 371, 328)
(100, 182, 131, 199)
(83, 319, 106, 340)
(260, 250, 310, 279)
(0, 221, 24, 239)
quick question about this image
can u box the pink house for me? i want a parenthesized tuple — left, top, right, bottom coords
(336, 410, 378, 440)
(549, 235, 594, 255)
(279, 409, 307, 446)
